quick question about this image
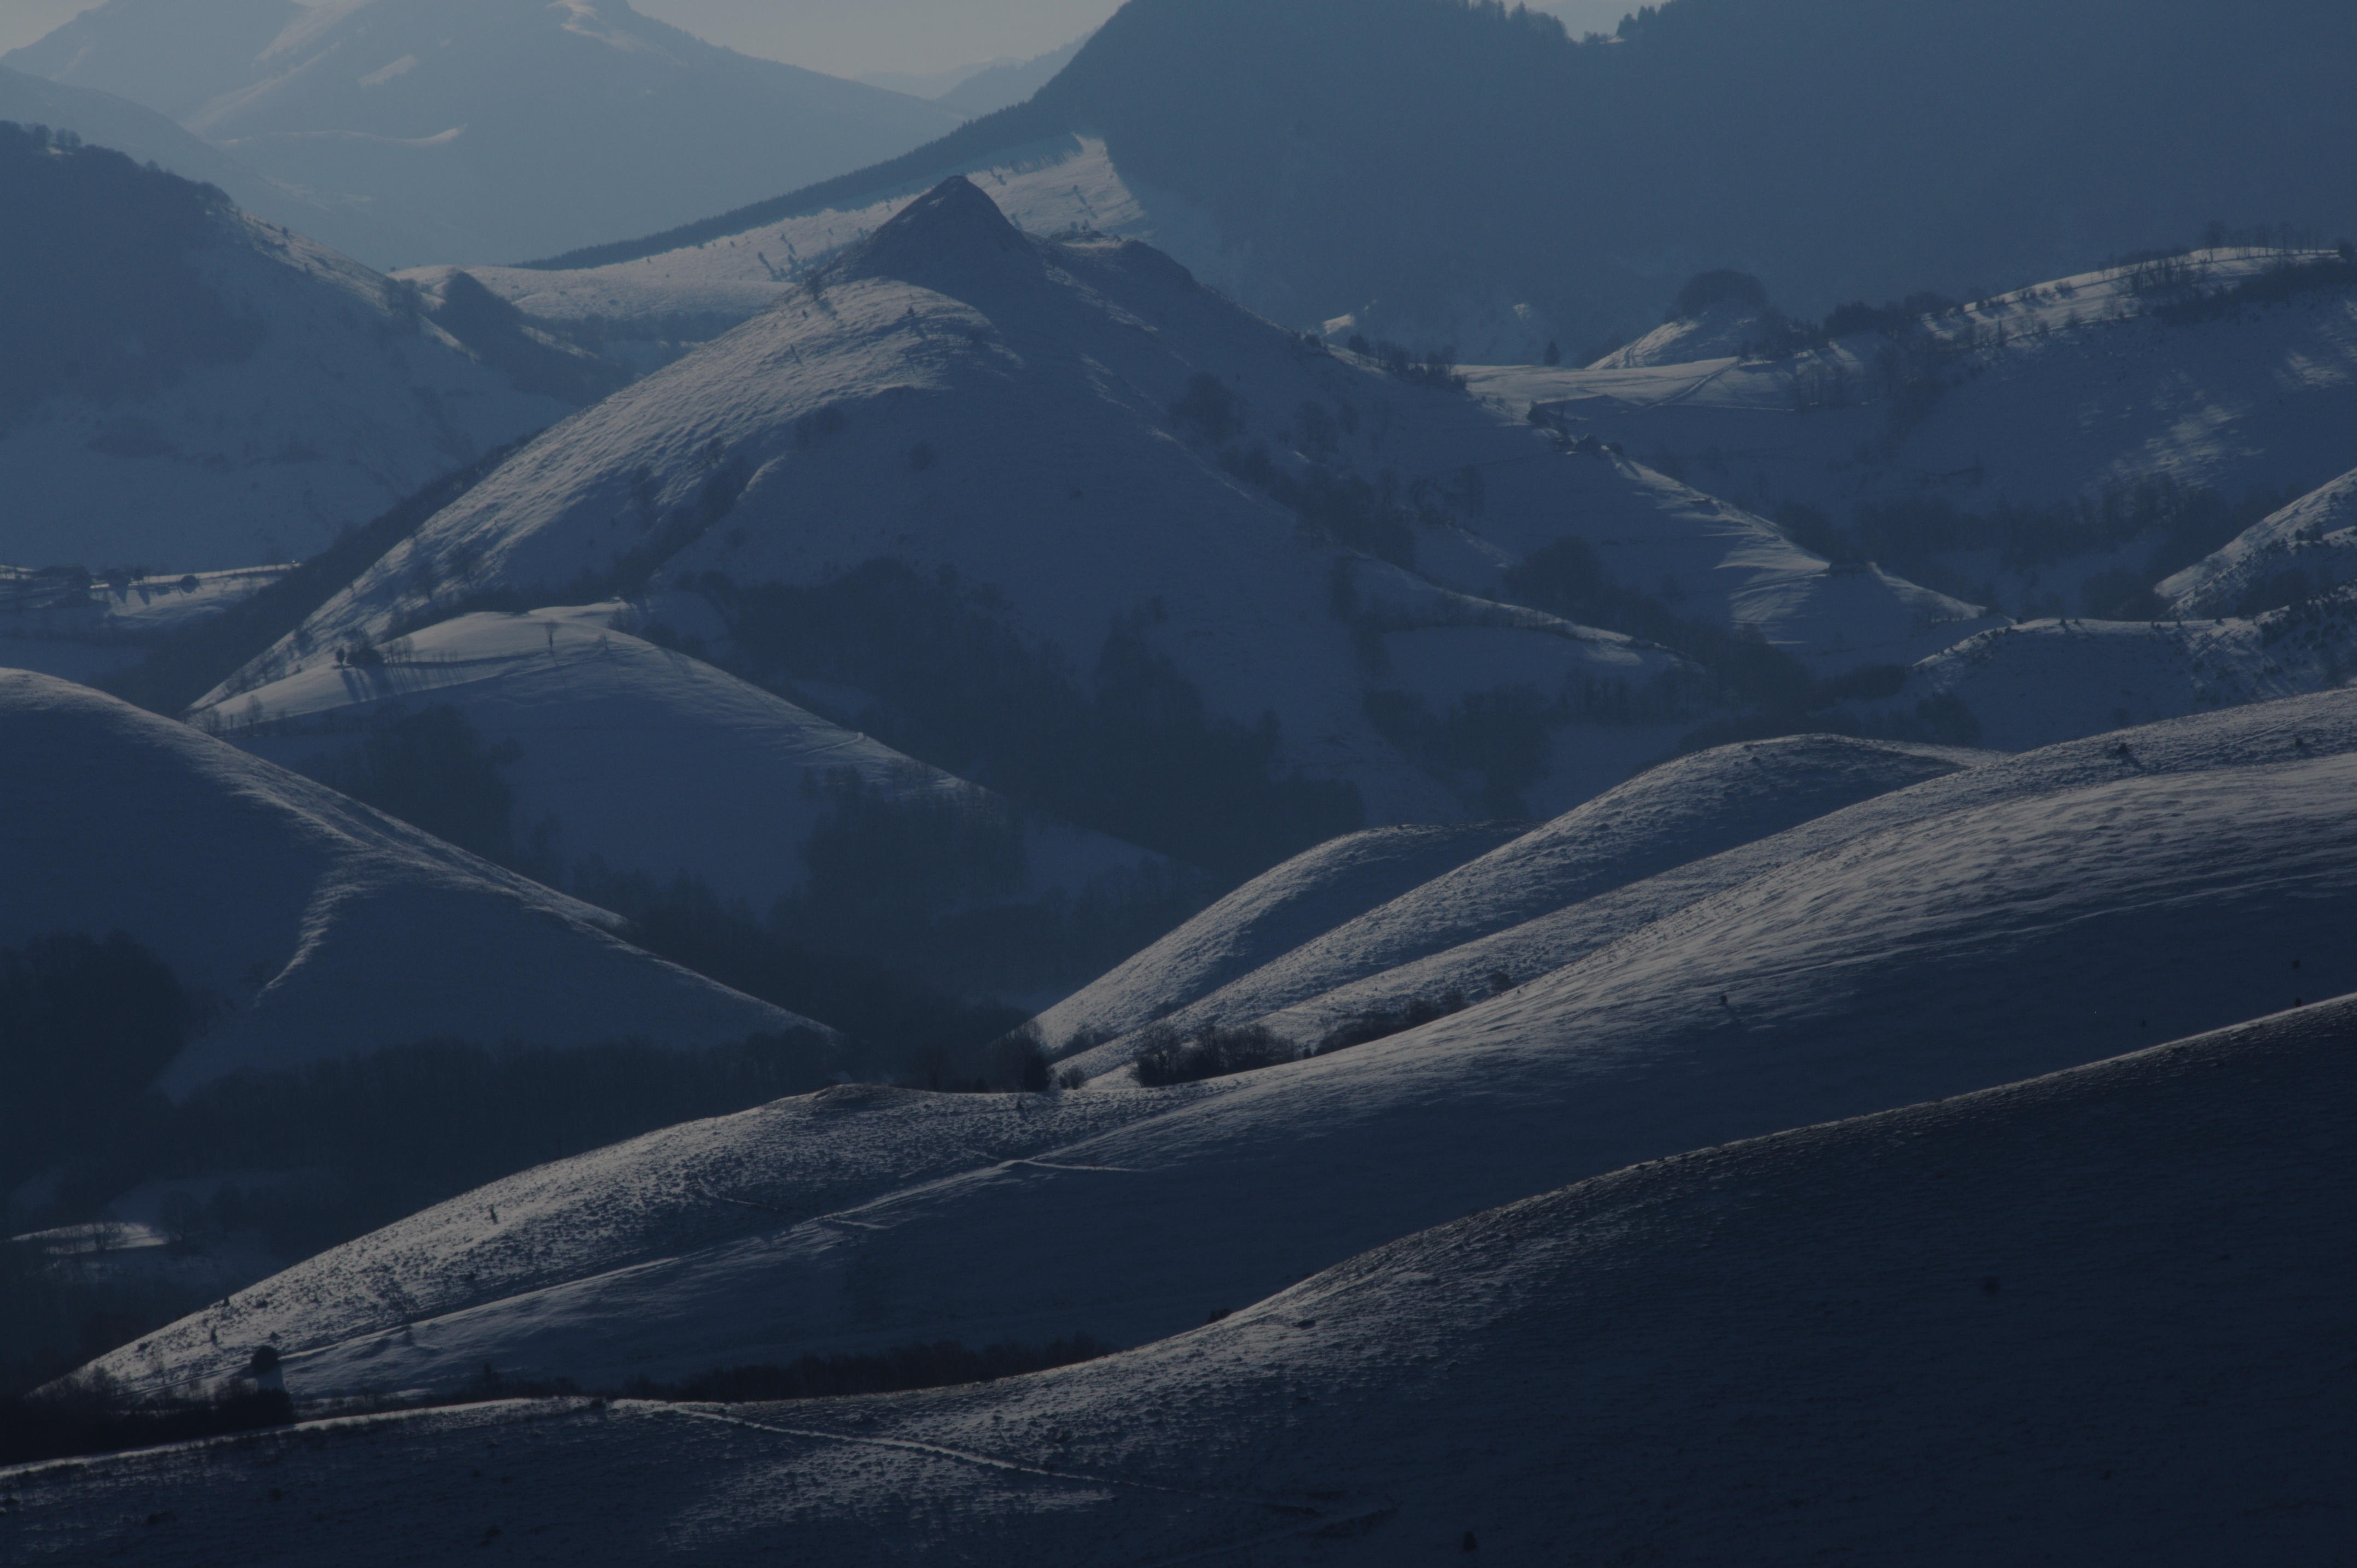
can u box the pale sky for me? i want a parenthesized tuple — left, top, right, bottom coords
(1, 0, 1636, 83)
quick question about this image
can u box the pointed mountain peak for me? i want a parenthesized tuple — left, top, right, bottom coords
(837, 175, 1034, 288)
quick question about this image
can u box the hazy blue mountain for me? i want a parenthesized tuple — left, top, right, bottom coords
(0, 63, 411, 262)
(540, 0, 2357, 355)
(935, 34, 1089, 117)
(0, 122, 616, 572)
(2, 0, 964, 267)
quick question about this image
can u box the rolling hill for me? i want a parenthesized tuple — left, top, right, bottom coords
(0, 669, 813, 1099)
(201, 602, 1186, 1000)
(22, 997, 2351, 1564)
(81, 688, 2357, 1404)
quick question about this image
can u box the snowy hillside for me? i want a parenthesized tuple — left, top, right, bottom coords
(84, 689, 2357, 1401)
(1852, 595, 2357, 753)
(0, 670, 810, 1096)
(1028, 820, 1525, 1051)
(29, 999, 2352, 1565)
(1470, 250, 2357, 590)
(414, 137, 1156, 364)
(1045, 733, 1991, 1072)
(219, 180, 2005, 844)
(200, 602, 1179, 996)
(0, 134, 611, 572)
(1, 0, 965, 270)
(2160, 464, 2357, 616)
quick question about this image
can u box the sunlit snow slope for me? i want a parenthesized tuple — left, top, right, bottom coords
(1047, 733, 1991, 1074)
(0, 671, 813, 1095)
(91, 690, 2357, 1401)
(24, 1001, 2353, 1565)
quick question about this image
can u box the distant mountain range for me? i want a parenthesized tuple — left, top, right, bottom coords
(525, 0, 2357, 360)
(0, 122, 622, 571)
(1, 0, 964, 268)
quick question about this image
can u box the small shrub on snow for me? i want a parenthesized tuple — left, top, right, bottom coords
(1131, 1022, 1298, 1086)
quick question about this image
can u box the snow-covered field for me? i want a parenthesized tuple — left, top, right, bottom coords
(0, 207, 576, 573)
(19, 997, 2350, 1564)
(0, 670, 810, 1095)
(83, 689, 2357, 1405)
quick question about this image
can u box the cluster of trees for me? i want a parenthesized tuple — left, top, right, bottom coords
(1131, 1022, 1298, 1085)
(616, 1333, 1114, 1403)
(711, 561, 1362, 880)
(2149, 246, 2357, 329)
(1502, 536, 1818, 711)
(0, 120, 262, 432)
(0, 932, 196, 1198)
(1362, 684, 1555, 817)
(297, 704, 542, 871)
(1311, 982, 1498, 1054)
(1, 1372, 291, 1466)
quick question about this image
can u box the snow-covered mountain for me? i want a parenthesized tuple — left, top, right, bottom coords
(0, 126, 619, 574)
(201, 602, 1182, 998)
(477, 0, 2357, 362)
(1479, 249, 2357, 514)
(34, 995, 2351, 1566)
(1, 0, 966, 269)
(0, 670, 812, 1096)
(212, 179, 2003, 860)
(86, 688, 2357, 1402)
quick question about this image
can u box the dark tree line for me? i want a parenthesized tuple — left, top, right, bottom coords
(710, 561, 1362, 881)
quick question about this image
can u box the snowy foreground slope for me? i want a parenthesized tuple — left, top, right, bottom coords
(88, 690, 2357, 1400)
(0, 671, 809, 1094)
(0, 200, 592, 574)
(23, 1001, 2354, 1565)
(1048, 733, 1990, 1072)
(203, 604, 1171, 944)
(221, 179, 1992, 821)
